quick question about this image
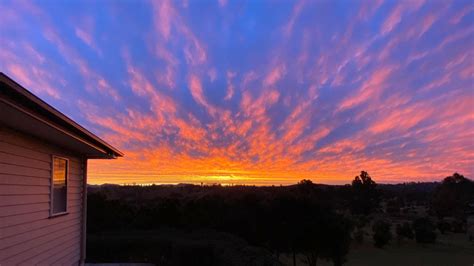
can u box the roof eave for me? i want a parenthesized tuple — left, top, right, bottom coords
(0, 72, 123, 158)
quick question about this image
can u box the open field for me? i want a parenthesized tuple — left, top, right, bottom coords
(280, 233, 474, 266)
(88, 230, 474, 266)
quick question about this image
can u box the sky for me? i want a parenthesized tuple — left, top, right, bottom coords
(1, 0, 473, 185)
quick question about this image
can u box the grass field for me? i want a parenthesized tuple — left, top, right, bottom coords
(87, 229, 473, 265)
(282, 233, 474, 266)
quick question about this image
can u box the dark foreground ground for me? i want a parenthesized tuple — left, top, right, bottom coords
(87, 228, 278, 265)
(86, 173, 474, 265)
(288, 233, 474, 266)
(87, 229, 474, 266)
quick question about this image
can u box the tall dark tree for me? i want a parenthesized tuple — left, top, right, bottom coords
(325, 215, 353, 266)
(351, 171, 379, 215)
(300, 212, 353, 266)
(431, 173, 474, 219)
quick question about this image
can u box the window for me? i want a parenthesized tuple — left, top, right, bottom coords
(51, 156, 68, 216)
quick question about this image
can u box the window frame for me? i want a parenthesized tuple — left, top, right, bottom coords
(50, 155, 69, 217)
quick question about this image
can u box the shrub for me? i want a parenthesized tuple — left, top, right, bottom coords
(372, 219, 392, 248)
(451, 219, 466, 233)
(437, 221, 450, 234)
(396, 222, 414, 240)
(354, 228, 365, 244)
(413, 217, 437, 243)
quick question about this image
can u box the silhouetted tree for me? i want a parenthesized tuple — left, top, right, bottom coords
(431, 173, 474, 219)
(300, 212, 352, 266)
(351, 171, 379, 215)
(372, 219, 392, 248)
(298, 179, 315, 186)
(325, 215, 353, 266)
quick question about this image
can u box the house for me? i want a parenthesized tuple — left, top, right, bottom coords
(0, 72, 123, 265)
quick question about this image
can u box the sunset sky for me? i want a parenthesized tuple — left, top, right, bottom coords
(1, 0, 473, 185)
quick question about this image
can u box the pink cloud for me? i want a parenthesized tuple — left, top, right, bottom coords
(241, 71, 258, 90)
(155, 45, 179, 66)
(154, 66, 176, 89)
(1, 44, 60, 99)
(357, 0, 384, 20)
(263, 64, 286, 87)
(7, 64, 32, 87)
(419, 73, 451, 92)
(0, 4, 21, 25)
(287, 127, 331, 156)
(339, 66, 394, 110)
(188, 74, 218, 115)
(208, 68, 217, 82)
(127, 64, 177, 114)
(74, 16, 101, 55)
(319, 138, 366, 154)
(152, 0, 173, 40)
(218, 0, 228, 8)
(418, 14, 436, 37)
(438, 27, 474, 50)
(282, 0, 306, 37)
(450, 5, 473, 24)
(225, 71, 236, 100)
(75, 27, 93, 46)
(380, 1, 425, 35)
(151, 0, 207, 65)
(23, 43, 45, 63)
(42, 22, 120, 100)
(381, 5, 403, 35)
(369, 103, 433, 134)
(378, 37, 400, 61)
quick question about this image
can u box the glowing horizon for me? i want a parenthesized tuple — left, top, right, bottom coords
(1, 0, 473, 185)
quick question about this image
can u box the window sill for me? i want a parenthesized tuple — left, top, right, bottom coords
(49, 212, 69, 218)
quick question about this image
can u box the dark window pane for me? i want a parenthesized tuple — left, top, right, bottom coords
(52, 157, 67, 214)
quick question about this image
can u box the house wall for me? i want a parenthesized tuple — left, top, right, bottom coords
(0, 125, 85, 265)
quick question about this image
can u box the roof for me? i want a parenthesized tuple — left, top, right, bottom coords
(0, 72, 123, 159)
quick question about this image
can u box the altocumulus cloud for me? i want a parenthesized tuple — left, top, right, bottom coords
(0, 0, 473, 185)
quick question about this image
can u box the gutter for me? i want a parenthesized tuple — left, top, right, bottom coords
(0, 97, 110, 156)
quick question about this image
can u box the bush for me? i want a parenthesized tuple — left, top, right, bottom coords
(437, 221, 450, 234)
(413, 217, 437, 243)
(354, 228, 365, 244)
(372, 219, 392, 248)
(396, 222, 414, 240)
(451, 219, 466, 233)
(386, 199, 401, 215)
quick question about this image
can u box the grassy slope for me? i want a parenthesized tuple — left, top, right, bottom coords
(281, 233, 474, 266)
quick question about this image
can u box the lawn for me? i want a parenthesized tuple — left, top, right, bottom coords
(281, 233, 474, 266)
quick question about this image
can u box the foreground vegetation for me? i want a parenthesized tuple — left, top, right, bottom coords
(86, 172, 474, 265)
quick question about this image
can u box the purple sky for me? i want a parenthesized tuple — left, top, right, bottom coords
(1, 0, 473, 185)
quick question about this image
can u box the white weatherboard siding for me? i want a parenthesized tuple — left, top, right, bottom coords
(0, 125, 84, 265)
